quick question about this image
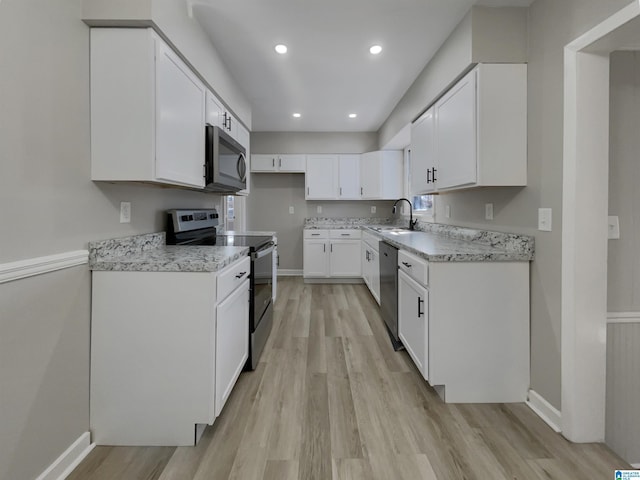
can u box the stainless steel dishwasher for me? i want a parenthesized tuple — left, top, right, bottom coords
(379, 241, 402, 350)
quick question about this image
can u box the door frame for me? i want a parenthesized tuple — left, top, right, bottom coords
(561, 0, 640, 442)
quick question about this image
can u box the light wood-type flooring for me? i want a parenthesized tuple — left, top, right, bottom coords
(69, 277, 629, 480)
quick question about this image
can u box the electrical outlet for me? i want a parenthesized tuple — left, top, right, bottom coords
(445, 205, 451, 218)
(538, 208, 552, 231)
(485, 203, 494, 220)
(289, 206, 294, 214)
(371, 206, 376, 214)
(120, 202, 131, 223)
(317, 205, 322, 214)
(608, 216, 620, 239)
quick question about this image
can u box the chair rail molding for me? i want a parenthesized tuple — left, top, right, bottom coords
(0, 250, 89, 284)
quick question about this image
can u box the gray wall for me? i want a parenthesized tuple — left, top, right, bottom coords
(608, 51, 640, 312)
(0, 0, 236, 478)
(248, 132, 395, 270)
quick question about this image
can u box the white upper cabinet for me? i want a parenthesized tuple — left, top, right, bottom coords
(91, 28, 206, 189)
(306, 155, 337, 199)
(155, 41, 206, 187)
(360, 151, 403, 200)
(410, 108, 436, 195)
(337, 155, 361, 199)
(206, 90, 237, 140)
(435, 69, 477, 190)
(411, 64, 527, 193)
(251, 154, 306, 173)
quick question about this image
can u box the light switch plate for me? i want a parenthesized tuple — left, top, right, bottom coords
(317, 205, 322, 214)
(608, 216, 620, 239)
(120, 202, 131, 223)
(371, 206, 376, 214)
(289, 206, 295, 214)
(538, 208, 552, 231)
(485, 203, 494, 220)
(445, 205, 451, 218)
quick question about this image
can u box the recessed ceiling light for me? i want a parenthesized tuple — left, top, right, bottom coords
(292, 113, 301, 118)
(275, 44, 288, 54)
(369, 45, 382, 55)
(349, 113, 357, 118)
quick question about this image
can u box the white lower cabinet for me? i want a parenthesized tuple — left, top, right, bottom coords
(398, 270, 429, 380)
(396, 249, 530, 403)
(90, 256, 250, 446)
(215, 278, 249, 417)
(303, 229, 361, 279)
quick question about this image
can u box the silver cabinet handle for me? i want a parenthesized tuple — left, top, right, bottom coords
(418, 297, 424, 317)
(402, 262, 412, 268)
(279, 157, 282, 168)
(311, 233, 320, 236)
(235, 271, 247, 279)
(272, 158, 275, 167)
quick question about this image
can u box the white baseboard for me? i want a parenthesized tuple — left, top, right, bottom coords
(277, 269, 302, 276)
(0, 250, 89, 284)
(36, 432, 94, 480)
(526, 389, 562, 433)
(607, 312, 640, 324)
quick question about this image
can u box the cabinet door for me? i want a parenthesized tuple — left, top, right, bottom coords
(338, 155, 361, 199)
(278, 154, 306, 172)
(370, 248, 381, 304)
(306, 155, 338, 199)
(329, 241, 361, 277)
(362, 243, 371, 288)
(155, 41, 206, 188)
(410, 108, 436, 194)
(436, 69, 477, 190)
(215, 279, 249, 417)
(303, 240, 329, 277)
(360, 152, 381, 199)
(398, 270, 428, 380)
(251, 155, 278, 172)
(206, 91, 225, 129)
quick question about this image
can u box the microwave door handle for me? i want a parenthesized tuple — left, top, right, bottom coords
(251, 242, 275, 259)
(237, 152, 247, 182)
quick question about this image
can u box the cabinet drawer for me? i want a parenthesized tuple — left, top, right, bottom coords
(304, 229, 329, 239)
(329, 229, 361, 239)
(398, 250, 428, 286)
(217, 256, 251, 302)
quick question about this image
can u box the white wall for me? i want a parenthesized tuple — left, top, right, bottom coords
(0, 0, 229, 478)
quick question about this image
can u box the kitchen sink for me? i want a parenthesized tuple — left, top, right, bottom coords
(370, 226, 412, 234)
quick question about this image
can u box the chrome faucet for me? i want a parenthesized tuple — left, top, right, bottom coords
(392, 198, 418, 230)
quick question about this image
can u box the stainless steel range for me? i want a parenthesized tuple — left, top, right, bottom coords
(166, 209, 274, 370)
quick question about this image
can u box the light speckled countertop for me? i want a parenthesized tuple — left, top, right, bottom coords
(304, 218, 534, 262)
(362, 227, 531, 262)
(89, 232, 249, 273)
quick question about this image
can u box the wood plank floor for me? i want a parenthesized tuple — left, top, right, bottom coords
(69, 277, 629, 480)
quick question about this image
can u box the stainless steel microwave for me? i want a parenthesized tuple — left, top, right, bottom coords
(204, 125, 247, 192)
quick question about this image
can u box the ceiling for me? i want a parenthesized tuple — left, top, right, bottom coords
(192, 0, 532, 133)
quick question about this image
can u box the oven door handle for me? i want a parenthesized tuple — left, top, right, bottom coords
(251, 242, 275, 260)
